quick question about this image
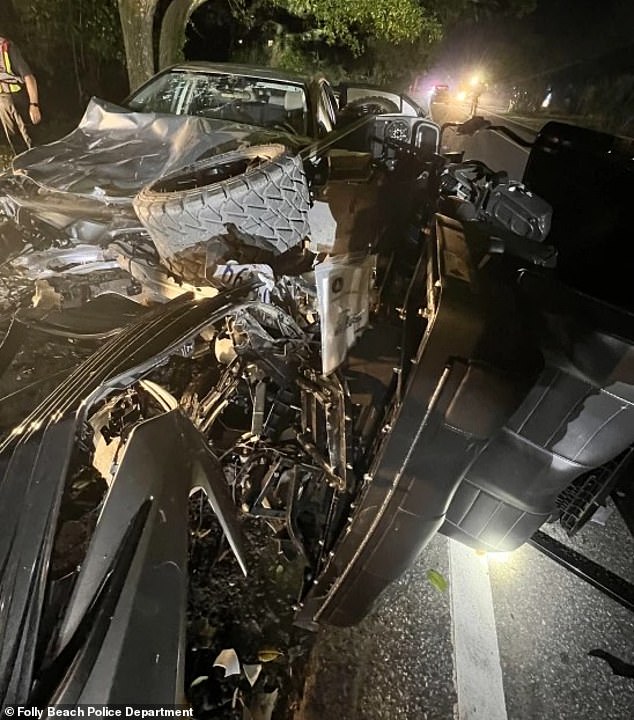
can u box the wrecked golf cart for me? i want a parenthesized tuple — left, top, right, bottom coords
(0, 62, 438, 704)
(1, 61, 634, 708)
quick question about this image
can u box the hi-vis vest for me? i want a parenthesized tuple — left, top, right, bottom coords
(0, 40, 22, 93)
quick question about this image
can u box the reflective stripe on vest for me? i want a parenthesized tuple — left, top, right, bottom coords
(0, 41, 21, 94)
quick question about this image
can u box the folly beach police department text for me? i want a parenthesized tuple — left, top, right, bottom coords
(5, 708, 193, 718)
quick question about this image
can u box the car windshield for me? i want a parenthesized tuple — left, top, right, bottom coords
(344, 87, 421, 116)
(127, 70, 309, 135)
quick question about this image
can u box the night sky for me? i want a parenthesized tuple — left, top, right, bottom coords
(428, 0, 634, 88)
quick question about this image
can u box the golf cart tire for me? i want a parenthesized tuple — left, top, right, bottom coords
(134, 144, 311, 258)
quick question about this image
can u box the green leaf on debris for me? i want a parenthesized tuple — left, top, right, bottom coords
(426, 568, 448, 593)
(257, 648, 283, 663)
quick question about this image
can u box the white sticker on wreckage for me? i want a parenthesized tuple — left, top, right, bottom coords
(315, 253, 376, 376)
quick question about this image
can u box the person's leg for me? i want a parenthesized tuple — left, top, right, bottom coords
(11, 90, 32, 150)
(0, 93, 31, 154)
(11, 90, 33, 152)
(0, 94, 16, 152)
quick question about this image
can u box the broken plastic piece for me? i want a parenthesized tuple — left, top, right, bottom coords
(307, 200, 337, 253)
(213, 648, 241, 677)
(243, 663, 262, 687)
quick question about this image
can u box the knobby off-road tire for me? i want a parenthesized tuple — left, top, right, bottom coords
(133, 144, 311, 262)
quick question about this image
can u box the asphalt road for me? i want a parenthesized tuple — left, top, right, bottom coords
(491, 511, 634, 720)
(299, 509, 634, 720)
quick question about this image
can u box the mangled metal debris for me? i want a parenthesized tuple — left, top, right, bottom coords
(213, 648, 242, 678)
(13, 97, 251, 200)
(1, 66, 633, 716)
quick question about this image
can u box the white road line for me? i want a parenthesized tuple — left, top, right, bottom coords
(449, 539, 508, 720)
(484, 110, 534, 155)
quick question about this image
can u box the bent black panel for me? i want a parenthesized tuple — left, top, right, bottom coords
(0, 284, 252, 456)
(299, 215, 634, 628)
(441, 274, 634, 551)
(297, 215, 542, 627)
(0, 287, 252, 705)
(15, 294, 148, 340)
(0, 420, 76, 705)
(51, 412, 196, 703)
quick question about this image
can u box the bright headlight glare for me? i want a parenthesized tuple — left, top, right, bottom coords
(475, 549, 513, 564)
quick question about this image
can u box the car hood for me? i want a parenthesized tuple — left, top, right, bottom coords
(12, 98, 297, 203)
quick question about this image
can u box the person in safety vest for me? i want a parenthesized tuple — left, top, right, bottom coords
(0, 34, 41, 154)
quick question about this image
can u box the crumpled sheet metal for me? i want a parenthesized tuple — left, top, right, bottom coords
(155, 234, 278, 302)
(12, 98, 251, 202)
(11, 244, 120, 279)
(0, 179, 144, 246)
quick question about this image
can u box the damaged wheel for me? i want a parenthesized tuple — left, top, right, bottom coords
(133, 144, 311, 262)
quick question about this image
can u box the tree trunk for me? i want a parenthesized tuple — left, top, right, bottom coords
(158, 0, 209, 70)
(117, 0, 159, 93)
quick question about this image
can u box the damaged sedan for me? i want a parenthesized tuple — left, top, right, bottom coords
(0, 61, 633, 708)
(0, 63, 325, 301)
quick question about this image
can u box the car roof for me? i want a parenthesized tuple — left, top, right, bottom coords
(167, 62, 311, 86)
